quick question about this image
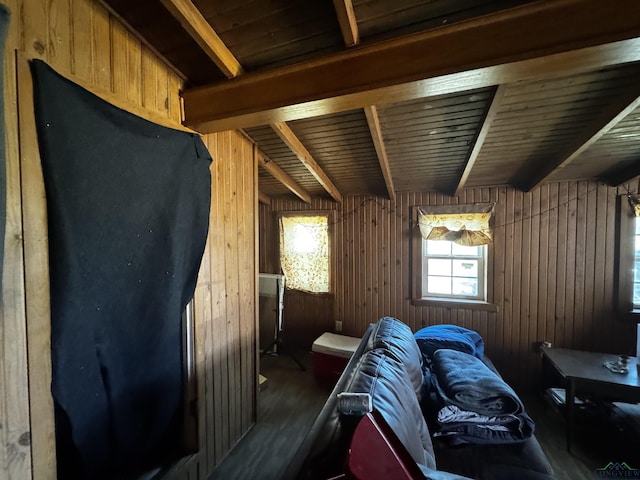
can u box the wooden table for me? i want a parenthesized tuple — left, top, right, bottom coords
(540, 347, 640, 452)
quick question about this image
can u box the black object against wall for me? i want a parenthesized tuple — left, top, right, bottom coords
(0, 5, 10, 301)
(30, 59, 212, 479)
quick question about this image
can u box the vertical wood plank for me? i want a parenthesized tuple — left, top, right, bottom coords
(555, 182, 569, 347)
(125, 32, 142, 107)
(22, 0, 48, 60)
(48, 0, 71, 71)
(91, 1, 111, 90)
(141, 46, 157, 112)
(546, 183, 559, 345)
(109, 18, 127, 97)
(17, 53, 57, 480)
(573, 182, 588, 349)
(3, 29, 32, 479)
(71, 0, 93, 82)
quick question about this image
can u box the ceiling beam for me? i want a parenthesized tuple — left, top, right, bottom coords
(161, 0, 244, 78)
(333, 0, 359, 46)
(600, 158, 640, 187)
(183, 1, 640, 133)
(271, 122, 343, 203)
(257, 149, 312, 204)
(454, 85, 507, 196)
(164, 0, 341, 202)
(524, 93, 640, 191)
(258, 190, 272, 206)
(364, 106, 395, 202)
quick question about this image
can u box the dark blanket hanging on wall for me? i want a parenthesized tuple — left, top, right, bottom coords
(30, 60, 212, 479)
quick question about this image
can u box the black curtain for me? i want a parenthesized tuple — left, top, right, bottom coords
(30, 59, 211, 479)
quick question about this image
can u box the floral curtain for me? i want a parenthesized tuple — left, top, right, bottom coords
(417, 203, 494, 246)
(279, 215, 330, 293)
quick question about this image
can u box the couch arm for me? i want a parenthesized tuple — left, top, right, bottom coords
(282, 324, 376, 480)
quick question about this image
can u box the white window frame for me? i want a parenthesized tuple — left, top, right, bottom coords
(421, 240, 487, 301)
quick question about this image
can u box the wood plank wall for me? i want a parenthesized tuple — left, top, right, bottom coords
(1, 1, 257, 479)
(260, 181, 640, 392)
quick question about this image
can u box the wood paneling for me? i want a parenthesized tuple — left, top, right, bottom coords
(193, 0, 343, 71)
(468, 63, 640, 188)
(288, 110, 386, 196)
(194, 130, 257, 475)
(2, 1, 257, 479)
(378, 89, 494, 193)
(353, 0, 532, 40)
(261, 182, 639, 392)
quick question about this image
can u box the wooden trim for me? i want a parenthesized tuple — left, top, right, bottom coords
(160, 0, 244, 78)
(525, 93, 640, 191)
(454, 85, 506, 196)
(182, 1, 640, 132)
(364, 106, 395, 202)
(17, 52, 57, 480)
(258, 190, 272, 205)
(333, 0, 359, 46)
(257, 149, 312, 203)
(271, 122, 343, 203)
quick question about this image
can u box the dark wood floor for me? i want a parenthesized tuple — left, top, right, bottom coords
(207, 350, 332, 480)
(208, 352, 640, 480)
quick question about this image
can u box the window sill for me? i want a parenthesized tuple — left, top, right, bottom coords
(411, 297, 498, 312)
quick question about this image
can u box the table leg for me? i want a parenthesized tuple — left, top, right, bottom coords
(566, 378, 575, 453)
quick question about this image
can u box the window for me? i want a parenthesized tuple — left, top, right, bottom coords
(423, 240, 486, 300)
(617, 194, 640, 316)
(634, 217, 640, 309)
(279, 213, 330, 293)
(412, 204, 495, 309)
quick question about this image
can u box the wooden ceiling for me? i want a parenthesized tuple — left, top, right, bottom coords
(100, 0, 640, 202)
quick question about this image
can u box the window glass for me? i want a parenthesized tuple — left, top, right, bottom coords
(423, 239, 486, 301)
(634, 217, 640, 308)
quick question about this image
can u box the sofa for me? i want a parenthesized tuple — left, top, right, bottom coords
(284, 316, 555, 480)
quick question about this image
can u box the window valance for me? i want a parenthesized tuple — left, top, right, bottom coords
(417, 203, 495, 246)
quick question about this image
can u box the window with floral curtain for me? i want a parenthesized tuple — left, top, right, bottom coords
(279, 213, 330, 293)
(414, 204, 494, 302)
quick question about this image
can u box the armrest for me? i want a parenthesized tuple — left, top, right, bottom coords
(281, 324, 376, 480)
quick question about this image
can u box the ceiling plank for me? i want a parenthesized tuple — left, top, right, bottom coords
(454, 85, 507, 196)
(182, 0, 640, 133)
(271, 122, 343, 203)
(258, 190, 272, 206)
(600, 158, 640, 186)
(524, 93, 640, 191)
(333, 0, 359, 46)
(160, 0, 244, 78)
(364, 106, 395, 201)
(164, 0, 341, 201)
(257, 149, 312, 203)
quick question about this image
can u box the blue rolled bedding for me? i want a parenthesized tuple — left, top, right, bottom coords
(414, 325, 484, 363)
(431, 348, 520, 416)
(430, 348, 534, 444)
